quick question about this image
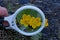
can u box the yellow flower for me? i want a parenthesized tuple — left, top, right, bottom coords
(45, 19, 48, 27)
(35, 17, 41, 26)
(29, 17, 36, 28)
(29, 17, 41, 29)
(22, 14, 27, 19)
(20, 19, 28, 27)
(35, 17, 41, 22)
(20, 14, 42, 29)
(20, 14, 31, 27)
(22, 14, 31, 21)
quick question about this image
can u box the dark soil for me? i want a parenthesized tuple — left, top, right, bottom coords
(0, 0, 60, 40)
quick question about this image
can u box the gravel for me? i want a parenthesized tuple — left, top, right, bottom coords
(0, 0, 60, 40)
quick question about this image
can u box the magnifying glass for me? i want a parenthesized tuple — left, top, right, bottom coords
(4, 5, 45, 36)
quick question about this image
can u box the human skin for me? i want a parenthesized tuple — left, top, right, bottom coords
(0, 6, 9, 27)
(0, 6, 8, 17)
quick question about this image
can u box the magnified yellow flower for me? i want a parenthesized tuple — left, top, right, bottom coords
(29, 17, 41, 29)
(36, 17, 41, 22)
(31, 23, 37, 29)
(20, 14, 31, 27)
(20, 14, 42, 29)
(35, 17, 41, 26)
(20, 19, 28, 27)
(22, 14, 27, 19)
(29, 17, 36, 26)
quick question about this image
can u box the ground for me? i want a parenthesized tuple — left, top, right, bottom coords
(0, 0, 60, 40)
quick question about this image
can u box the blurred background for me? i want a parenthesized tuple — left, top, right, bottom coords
(0, 0, 60, 40)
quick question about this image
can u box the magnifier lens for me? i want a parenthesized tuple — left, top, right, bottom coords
(16, 9, 42, 33)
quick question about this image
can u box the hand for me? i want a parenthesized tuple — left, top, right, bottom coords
(0, 6, 8, 17)
(0, 6, 9, 27)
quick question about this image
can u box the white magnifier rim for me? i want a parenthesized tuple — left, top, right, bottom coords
(4, 5, 45, 36)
